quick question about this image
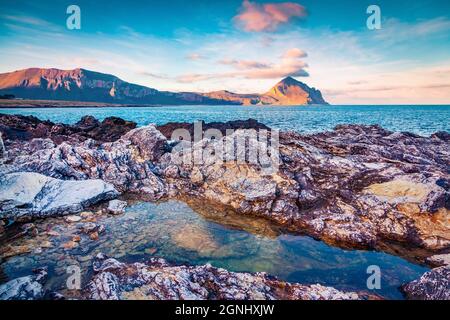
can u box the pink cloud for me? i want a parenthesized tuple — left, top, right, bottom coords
(282, 48, 307, 59)
(178, 48, 309, 83)
(219, 58, 271, 69)
(235, 0, 307, 32)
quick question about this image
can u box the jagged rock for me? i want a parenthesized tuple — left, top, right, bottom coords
(426, 253, 450, 267)
(85, 254, 362, 300)
(3, 124, 168, 199)
(401, 265, 450, 300)
(107, 200, 127, 215)
(0, 172, 118, 219)
(1, 116, 449, 254)
(0, 268, 47, 300)
(0, 114, 136, 144)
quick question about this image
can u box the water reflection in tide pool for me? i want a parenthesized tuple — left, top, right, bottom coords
(0, 200, 429, 299)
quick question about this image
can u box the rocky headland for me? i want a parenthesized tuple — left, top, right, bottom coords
(0, 113, 448, 300)
(0, 68, 328, 106)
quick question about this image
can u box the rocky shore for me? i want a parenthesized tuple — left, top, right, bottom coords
(0, 114, 449, 300)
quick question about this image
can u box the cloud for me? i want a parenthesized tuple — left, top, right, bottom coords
(374, 17, 450, 43)
(1, 14, 51, 27)
(186, 53, 206, 60)
(234, 0, 307, 32)
(178, 48, 309, 82)
(282, 48, 307, 59)
(139, 71, 170, 79)
(219, 58, 271, 69)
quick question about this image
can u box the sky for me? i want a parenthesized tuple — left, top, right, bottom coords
(0, 0, 449, 104)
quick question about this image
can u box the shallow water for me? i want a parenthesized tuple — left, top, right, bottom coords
(1, 105, 449, 135)
(0, 200, 429, 300)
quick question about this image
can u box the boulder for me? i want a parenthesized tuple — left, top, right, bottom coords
(401, 265, 450, 300)
(107, 200, 127, 215)
(0, 268, 47, 300)
(0, 172, 119, 219)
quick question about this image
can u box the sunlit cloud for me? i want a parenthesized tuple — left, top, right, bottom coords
(177, 48, 309, 83)
(234, 0, 307, 32)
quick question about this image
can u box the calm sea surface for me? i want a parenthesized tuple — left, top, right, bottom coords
(1, 104, 449, 135)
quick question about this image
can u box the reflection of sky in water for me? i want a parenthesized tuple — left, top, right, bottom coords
(1, 105, 449, 136)
(1, 201, 429, 299)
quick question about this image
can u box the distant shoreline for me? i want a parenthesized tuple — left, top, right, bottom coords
(0, 99, 163, 108)
(0, 99, 449, 108)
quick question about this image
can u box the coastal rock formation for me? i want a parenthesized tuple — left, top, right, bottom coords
(0, 114, 136, 144)
(1, 116, 448, 255)
(1, 119, 169, 199)
(0, 267, 47, 300)
(401, 265, 450, 300)
(85, 254, 362, 300)
(0, 172, 118, 219)
(160, 123, 449, 252)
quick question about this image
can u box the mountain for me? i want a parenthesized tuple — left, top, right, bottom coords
(201, 77, 327, 105)
(0, 68, 231, 105)
(0, 68, 328, 105)
(263, 76, 328, 105)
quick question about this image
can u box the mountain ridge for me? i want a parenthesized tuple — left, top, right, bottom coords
(0, 68, 328, 106)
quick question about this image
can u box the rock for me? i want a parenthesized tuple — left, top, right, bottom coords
(172, 225, 219, 255)
(5, 124, 169, 199)
(80, 222, 99, 234)
(97, 225, 106, 234)
(80, 211, 94, 219)
(401, 265, 450, 300)
(426, 253, 450, 267)
(46, 230, 60, 237)
(0, 268, 47, 300)
(84, 255, 363, 300)
(62, 241, 78, 250)
(2, 116, 449, 255)
(0, 172, 119, 220)
(0, 245, 33, 259)
(89, 232, 99, 241)
(144, 247, 158, 255)
(72, 235, 81, 242)
(0, 114, 136, 144)
(65, 215, 82, 223)
(107, 200, 127, 215)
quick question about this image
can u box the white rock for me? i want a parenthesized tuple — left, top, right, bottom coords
(107, 199, 127, 215)
(0, 172, 119, 219)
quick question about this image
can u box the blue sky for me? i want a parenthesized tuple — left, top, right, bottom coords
(0, 0, 449, 104)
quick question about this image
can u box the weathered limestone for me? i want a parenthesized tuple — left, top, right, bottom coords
(85, 254, 363, 300)
(0, 172, 118, 219)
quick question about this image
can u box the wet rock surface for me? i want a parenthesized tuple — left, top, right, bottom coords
(0, 114, 136, 144)
(0, 267, 47, 300)
(1, 115, 449, 300)
(85, 254, 363, 300)
(401, 265, 450, 300)
(1, 116, 448, 254)
(107, 200, 127, 215)
(0, 172, 118, 220)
